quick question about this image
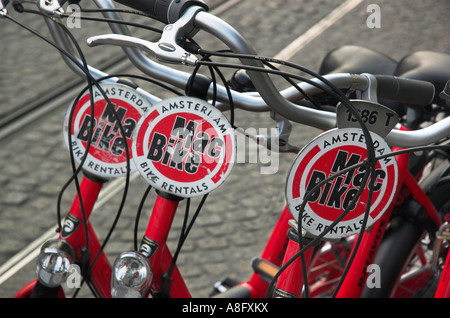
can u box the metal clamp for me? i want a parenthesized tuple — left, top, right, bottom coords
(270, 112, 299, 153)
(437, 222, 450, 240)
(357, 73, 378, 103)
(38, 0, 64, 15)
(432, 222, 450, 267)
(237, 112, 299, 153)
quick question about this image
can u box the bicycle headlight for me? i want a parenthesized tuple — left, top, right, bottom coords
(111, 251, 152, 298)
(36, 239, 75, 288)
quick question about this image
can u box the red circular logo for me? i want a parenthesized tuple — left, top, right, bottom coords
(132, 97, 236, 198)
(64, 83, 151, 179)
(285, 128, 398, 240)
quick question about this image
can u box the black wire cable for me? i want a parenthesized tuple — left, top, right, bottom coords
(28, 12, 98, 249)
(162, 194, 209, 296)
(57, 86, 95, 242)
(260, 60, 324, 110)
(264, 161, 372, 297)
(10, 5, 448, 299)
(57, 72, 182, 236)
(134, 185, 153, 251)
(187, 54, 218, 105)
(193, 51, 381, 298)
(44, 20, 133, 297)
(171, 198, 191, 273)
(265, 142, 450, 297)
(195, 50, 377, 159)
(77, 6, 154, 19)
(196, 58, 374, 141)
(46, 21, 132, 271)
(186, 49, 235, 129)
(4, 12, 134, 297)
(331, 164, 376, 297)
(12, 9, 221, 298)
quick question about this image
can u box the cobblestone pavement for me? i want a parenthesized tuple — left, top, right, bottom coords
(0, 0, 449, 298)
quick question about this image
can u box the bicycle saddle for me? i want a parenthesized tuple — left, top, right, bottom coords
(318, 45, 397, 76)
(395, 51, 450, 107)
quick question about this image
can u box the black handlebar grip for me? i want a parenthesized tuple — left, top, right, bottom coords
(114, 0, 208, 24)
(375, 75, 435, 105)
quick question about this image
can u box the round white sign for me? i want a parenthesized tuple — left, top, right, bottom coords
(64, 83, 151, 179)
(285, 128, 398, 240)
(132, 96, 236, 198)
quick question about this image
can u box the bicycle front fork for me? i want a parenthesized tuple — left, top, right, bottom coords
(15, 175, 109, 298)
(273, 221, 314, 298)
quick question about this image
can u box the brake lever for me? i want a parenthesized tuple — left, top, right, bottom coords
(87, 6, 202, 66)
(87, 33, 197, 66)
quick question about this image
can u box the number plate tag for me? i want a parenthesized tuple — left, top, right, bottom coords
(336, 100, 399, 138)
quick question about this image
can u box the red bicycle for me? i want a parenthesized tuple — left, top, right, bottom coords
(3, 0, 450, 299)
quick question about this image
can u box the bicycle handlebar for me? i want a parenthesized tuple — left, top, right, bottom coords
(191, 10, 449, 148)
(10, 0, 449, 149)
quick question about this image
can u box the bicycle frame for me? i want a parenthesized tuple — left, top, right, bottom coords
(136, 195, 291, 298)
(60, 176, 112, 297)
(12, 168, 290, 298)
(8, 0, 450, 299)
(15, 176, 111, 298)
(272, 131, 445, 298)
(14, 139, 446, 298)
(134, 133, 446, 299)
(435, 251, 450, 297)
(335, 146, 411, 298)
